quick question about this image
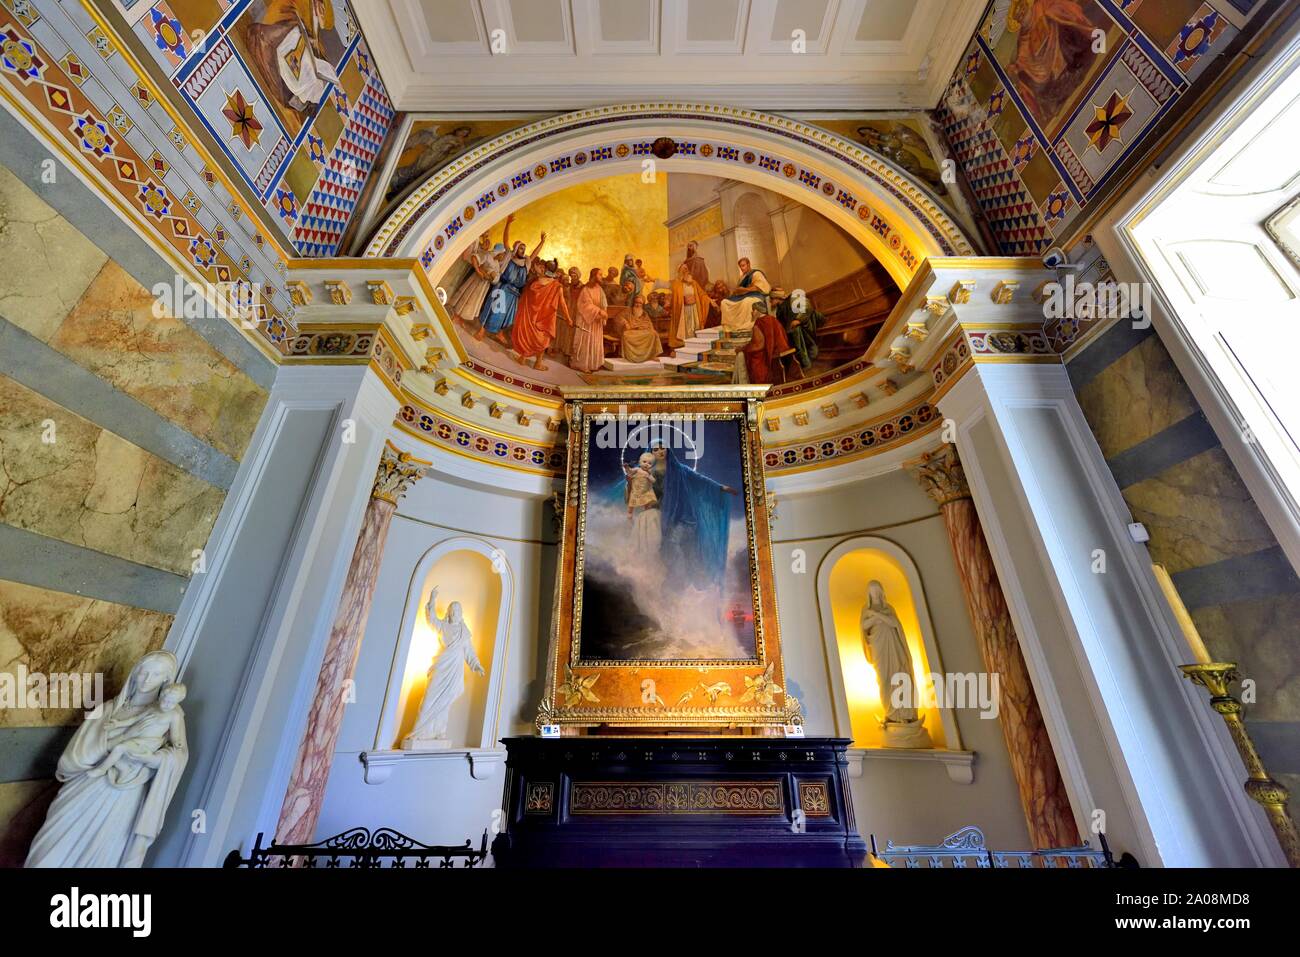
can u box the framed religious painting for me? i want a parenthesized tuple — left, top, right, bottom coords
(538, 386, 798, 733)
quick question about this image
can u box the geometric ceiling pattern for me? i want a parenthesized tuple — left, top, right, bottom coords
(123, 0, 394, 257)
(938, 0, 1250, 260)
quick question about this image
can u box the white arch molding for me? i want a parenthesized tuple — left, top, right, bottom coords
(365, 103, 975, 294)
(363, 535, 516, 784)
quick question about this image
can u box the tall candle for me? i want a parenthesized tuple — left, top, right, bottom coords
(1153, 564, 1212, 664)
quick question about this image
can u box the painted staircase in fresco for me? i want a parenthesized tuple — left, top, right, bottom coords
(603, 327, 752, 378)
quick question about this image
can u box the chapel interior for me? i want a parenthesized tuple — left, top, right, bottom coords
(2, 0, 1300, 870)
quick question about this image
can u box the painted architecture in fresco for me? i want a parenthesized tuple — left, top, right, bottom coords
(434, 172, 900, 390)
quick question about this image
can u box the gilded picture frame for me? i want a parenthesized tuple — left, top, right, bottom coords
(538, 386, 798, 732)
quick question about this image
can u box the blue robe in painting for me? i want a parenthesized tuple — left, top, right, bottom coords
(657, 450, 730, 586)
(726, 269, 768, 309)
(478, 257, 529, 334)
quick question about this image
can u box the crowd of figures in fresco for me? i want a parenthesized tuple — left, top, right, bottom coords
(440, 215, 826, 385)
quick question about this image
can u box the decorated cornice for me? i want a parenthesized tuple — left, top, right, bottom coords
(283, 255, 1066, 480)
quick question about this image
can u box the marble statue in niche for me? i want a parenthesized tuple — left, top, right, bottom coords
(402, 586, 484, 750)
(860, 581, 932, 749)
(26, 650, 189, 868)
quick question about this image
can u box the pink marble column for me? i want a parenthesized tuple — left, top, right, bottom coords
(910, 446, 1078, 849)
(276, 445, 426, 845)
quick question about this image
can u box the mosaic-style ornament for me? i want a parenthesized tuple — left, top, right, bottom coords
(1085, 90, 1134, 153)
(1, 29, 42, 83)
(72, 111, 115, 160)
(272, 187, 298, 222)
(148, 5, 187, 63)
(189, 235, 217, 268)
(1167, 8, 1226, 72)
(222, 89, 264, 149)
(139, 181, 171, 218)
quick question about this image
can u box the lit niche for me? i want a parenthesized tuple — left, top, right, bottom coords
(388, 543, 508, 753)
(820, 541, 957, 752)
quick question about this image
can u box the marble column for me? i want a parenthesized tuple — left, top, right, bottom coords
(275, 444, 426, 844)
(910, 445, 1078, 849)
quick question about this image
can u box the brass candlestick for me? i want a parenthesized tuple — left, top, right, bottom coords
(1180, 663, 1300, 867)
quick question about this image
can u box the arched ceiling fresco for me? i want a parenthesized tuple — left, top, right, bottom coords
(429, 170, 902, 392)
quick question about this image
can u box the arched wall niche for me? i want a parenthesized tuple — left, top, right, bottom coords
(815, 536, 962, 751)
(376, 536, 515, 753)
(365, 104, 975, 294)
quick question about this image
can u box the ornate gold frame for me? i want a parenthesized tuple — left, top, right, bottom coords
(538, 386, 798, 733)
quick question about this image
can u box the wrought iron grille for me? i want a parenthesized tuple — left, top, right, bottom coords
(223, 827, 490, 868)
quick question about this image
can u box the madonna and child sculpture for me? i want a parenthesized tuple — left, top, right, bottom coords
(26, 650, 189, 868)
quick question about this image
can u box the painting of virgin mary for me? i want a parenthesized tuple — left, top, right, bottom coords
(577, 417, 756, 663)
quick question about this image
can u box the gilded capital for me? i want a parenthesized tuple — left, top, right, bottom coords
(372, 444, 427, 505)
(908, 445, 971, 507)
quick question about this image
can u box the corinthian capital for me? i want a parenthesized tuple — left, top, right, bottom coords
(372, 443, 427, 505)
(908, 445, 971, 507)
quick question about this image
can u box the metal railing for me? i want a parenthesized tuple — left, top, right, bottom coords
(869, 825, 1136, 868)
(223, 827, 490, 868)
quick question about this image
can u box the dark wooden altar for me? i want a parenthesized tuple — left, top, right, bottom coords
(492, 736, 866, 867)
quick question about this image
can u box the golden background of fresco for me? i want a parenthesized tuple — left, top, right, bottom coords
(482, 173, 671, 281)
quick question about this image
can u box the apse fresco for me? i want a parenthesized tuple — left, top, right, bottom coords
(578, 417, 756, 663)
(436, 172, 900, 389)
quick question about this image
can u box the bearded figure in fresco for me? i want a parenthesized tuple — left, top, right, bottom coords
(242, 0, 339, 120)
(389, 125, 478, 198)
(1004, 0, 1103, 125)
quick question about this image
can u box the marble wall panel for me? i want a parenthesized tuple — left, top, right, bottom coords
(0, 578, 171, 728)
(53, 260, 267, 460)
(0, 374, 224, 576)
(1076, 334, 1201, 459)
(0, 166, 108, 342)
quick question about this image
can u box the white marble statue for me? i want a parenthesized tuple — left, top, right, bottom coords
(26, 650, 189, 868)
(402, 587, 484, 750)
(860, 580, 932, 749)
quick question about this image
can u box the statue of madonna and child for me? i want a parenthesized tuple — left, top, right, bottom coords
(26, 649, 189, 868)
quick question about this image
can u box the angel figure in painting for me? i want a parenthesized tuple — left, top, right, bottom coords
(860, 581, 931, 749)
(402, 587, 485, 751)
